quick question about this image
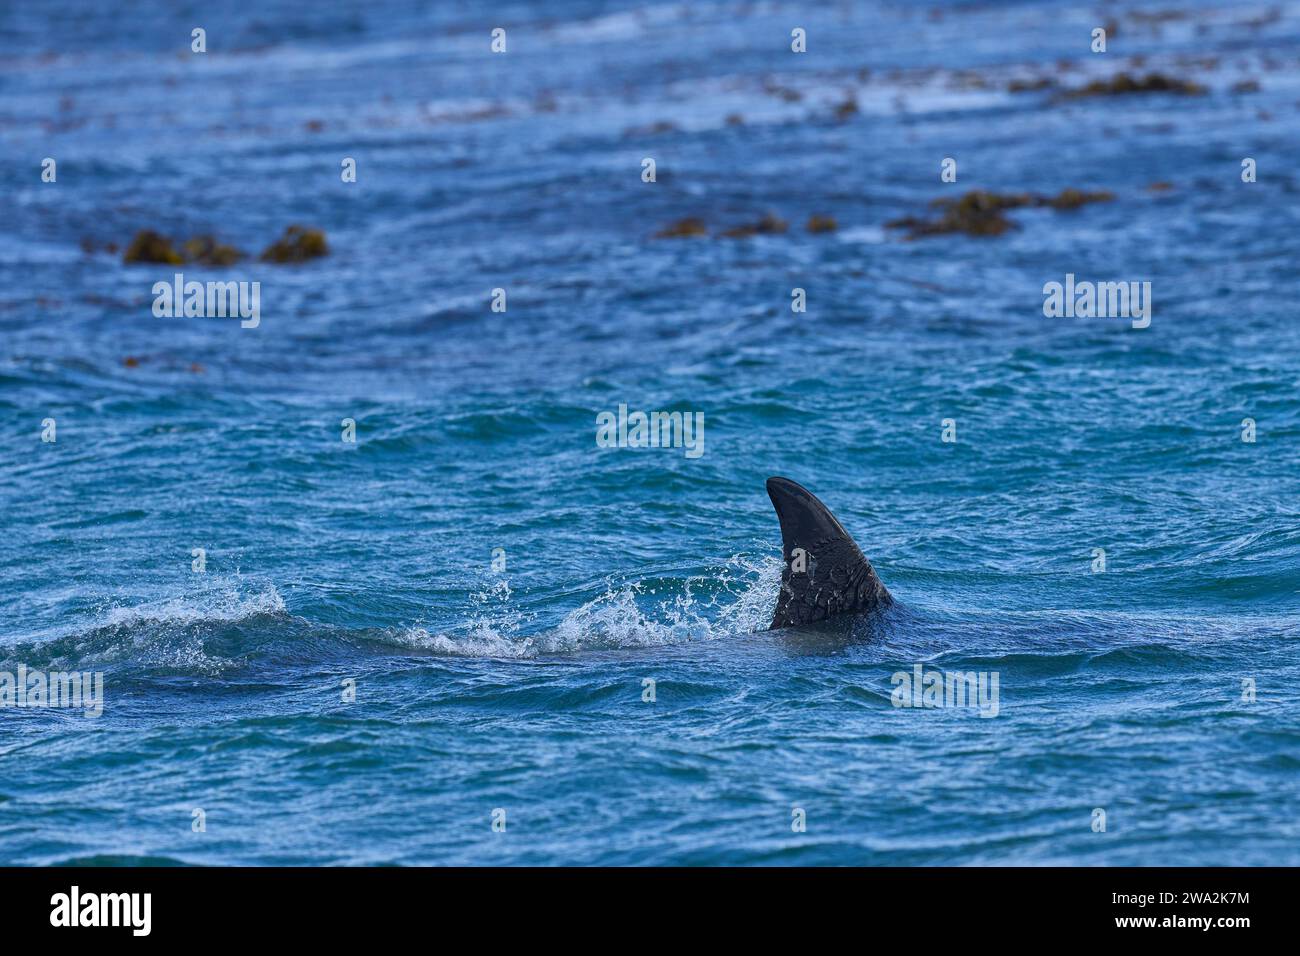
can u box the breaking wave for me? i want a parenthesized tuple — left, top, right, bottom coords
(390, 552, 783, 658)
(2, 557, 785, 671)
(1, 582, 289, 676)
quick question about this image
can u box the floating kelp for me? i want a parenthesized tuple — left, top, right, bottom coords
(183, 235, 244, 266)
(121, 355, 203, 373)
(887, 188, 1114, 238)
(1007, 77, 1057, 93)
(1044, 187, 1115, 210)
(259, 225, 329, 263)
(720, 212, 788, 238)
(624, 120, 678, 137)
(124, 226, 326, 265)
(762, 78, 802, 102)
(80, 237, 120, 256)
(1061, 72, 1206, 98)
(122, 230, 184, 264)
(654, 213, 833, 240)
(653, 217, 708, 239)
(123, 230, 244, 265)
(887, 191, 1025, 238)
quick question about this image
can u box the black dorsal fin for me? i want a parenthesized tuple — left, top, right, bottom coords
(766, 477, 892, 629)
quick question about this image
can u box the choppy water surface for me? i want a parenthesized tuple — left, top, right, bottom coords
(1, 0, 1298, 865)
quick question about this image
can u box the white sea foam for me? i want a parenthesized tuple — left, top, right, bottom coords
(544, 4, 691, 44)
(18, 559, 782, 667)
(3, 582, 288, 677)
(95, 583, 286, 675)
(395, 553, 782, 659)
(100, 583, 286, 629)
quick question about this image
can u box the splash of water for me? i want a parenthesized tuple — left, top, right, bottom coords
(396, 552, 784, 658)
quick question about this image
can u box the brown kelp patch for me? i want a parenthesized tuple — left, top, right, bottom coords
(654, 212, 843, 240)
(259, 226, 329, 263)
(653, 217, 708, 239)
(182, 235, 244, 266)
(1060, 72, 1206, 99)
(886, 189, 1114, 239)
(122, 227, 328, 265)
(1007, 77, 1057, 93)
(122, 230, 185, 265)
(1044, 188, 1116, 210)
(720, 212, 788, 238)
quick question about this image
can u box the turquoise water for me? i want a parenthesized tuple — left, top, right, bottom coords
(2, 0, 1298, 865)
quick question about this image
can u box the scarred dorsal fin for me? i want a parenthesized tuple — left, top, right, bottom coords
(766, 477, 892, 629)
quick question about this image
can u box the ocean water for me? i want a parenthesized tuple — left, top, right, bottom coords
(2, 0, 1298, 866)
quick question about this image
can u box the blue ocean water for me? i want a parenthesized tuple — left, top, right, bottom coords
(1, 0, 1298, 865)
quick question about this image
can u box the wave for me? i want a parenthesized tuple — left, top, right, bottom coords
(1, 557, 784, 671)
(51, 855, 192, 867)
(391, 552, 783, 658)
(2, 583, 289, 676)
(99, 583, 287, 629)
(5, 553, 1283, 674)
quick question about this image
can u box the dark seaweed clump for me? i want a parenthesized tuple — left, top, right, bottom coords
(122, 226, 329, 265)
(832, 96, 859, 120)
(720, 212, 788, 238)
(887, 189, 1115, 239)
(259, 226, 329, 263)
(183, 235, 244, 266)
(654, 217, 708, 239)
(1045, 188, 1116, 210)
(1061, 72, 1206, 99)
(122, 230, 185, 264)
(1007, 77, 1057, 93)
(654, 212, 841, 240)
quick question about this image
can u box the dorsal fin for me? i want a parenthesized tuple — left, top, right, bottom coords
(766, 477, 892, 629)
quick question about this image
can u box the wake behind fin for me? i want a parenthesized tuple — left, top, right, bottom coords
(766, 477, 892, 629)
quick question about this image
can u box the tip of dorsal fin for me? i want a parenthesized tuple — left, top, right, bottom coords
(766, 477, 891, 629)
